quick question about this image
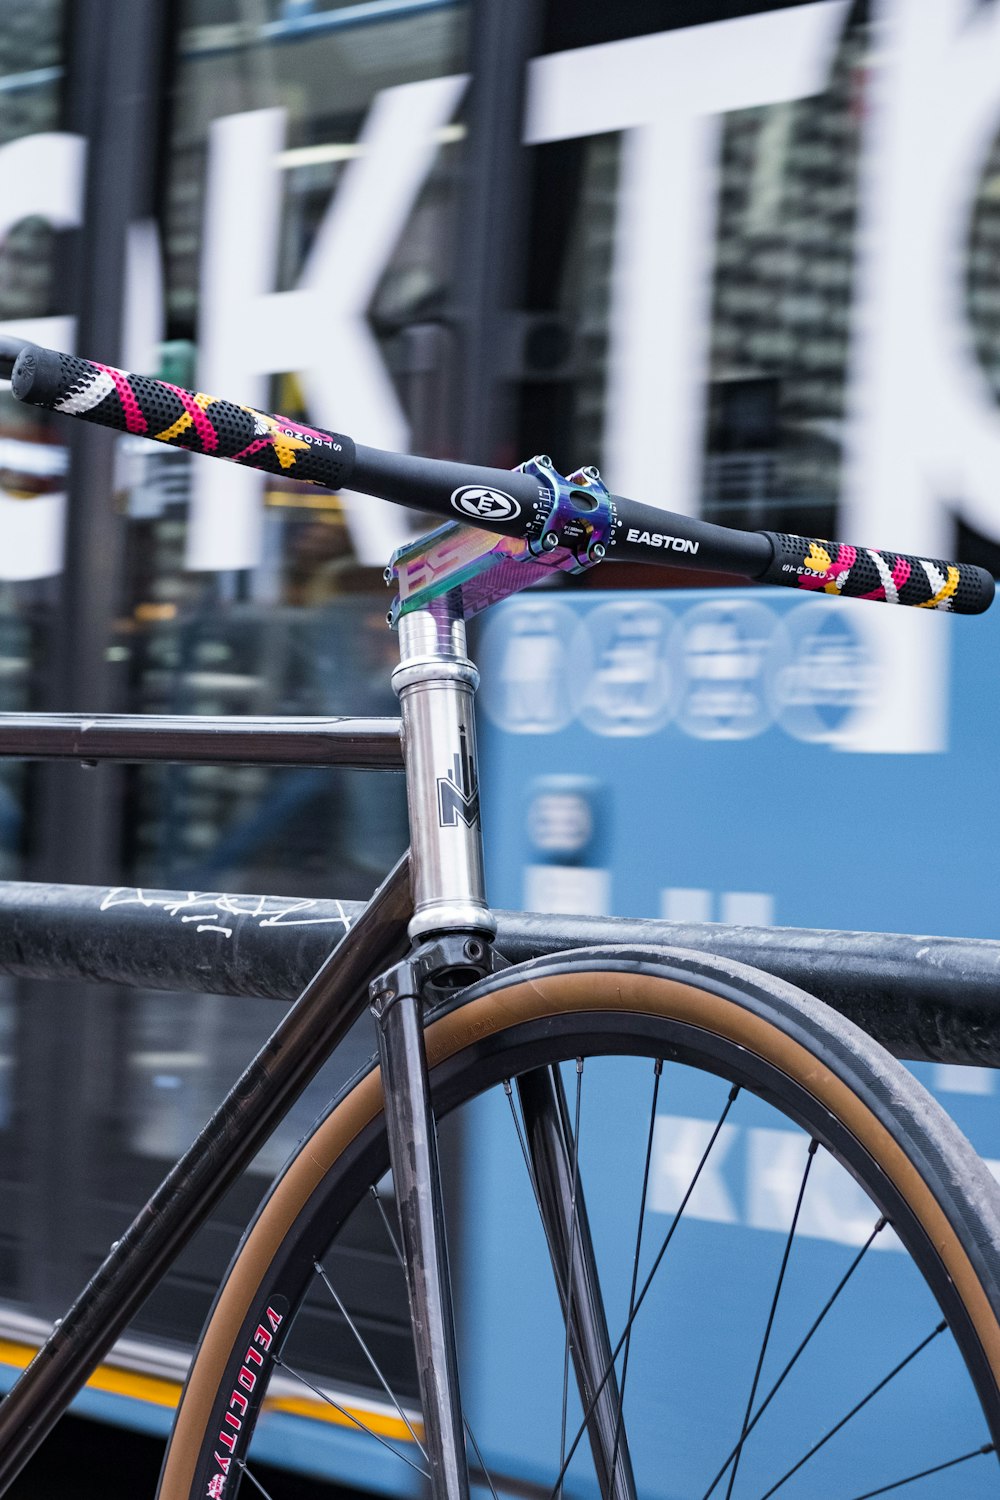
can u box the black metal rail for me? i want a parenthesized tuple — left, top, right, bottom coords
(0, 714, 404, 768)
(0, 880, 998, 1067)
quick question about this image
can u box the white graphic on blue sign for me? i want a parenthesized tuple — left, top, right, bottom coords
(661, 887, 775, 925)
(671, 598, 786, 740)
(650, 1114, 903, 1248)
(770, 600, 879, 743)
(477, 599, 578, 734)
(527, 780, 596, 860)
(523, 775, 610, 915)
(478, 592, 880, 744)
(574, 600, 676, 736)
(934, 1064, 995, 1097)
(649, 1114, 739, 1223)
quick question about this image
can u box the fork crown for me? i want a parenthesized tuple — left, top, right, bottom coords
(385, 456, 613, 626)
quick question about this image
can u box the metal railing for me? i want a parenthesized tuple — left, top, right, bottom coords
(0, 875, 997, 1066)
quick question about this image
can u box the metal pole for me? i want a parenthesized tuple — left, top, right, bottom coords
(450, 0, 541, 463)
(0, 713, 403, 769)
(0, 884, 998, 1066)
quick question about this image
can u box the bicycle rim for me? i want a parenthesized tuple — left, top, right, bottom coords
(157, 948, 1000, 1500)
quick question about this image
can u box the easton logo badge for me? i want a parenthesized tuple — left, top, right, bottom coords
(450, 485, 521, 522)
(437, 725, 480, 829)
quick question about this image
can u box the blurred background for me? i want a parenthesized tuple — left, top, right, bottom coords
(4, 0, 1000, 1491)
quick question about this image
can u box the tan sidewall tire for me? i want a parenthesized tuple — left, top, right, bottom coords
(158, 956, 1000, 1500)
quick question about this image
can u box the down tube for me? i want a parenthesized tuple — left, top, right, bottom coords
(0, 853, 413, 1495)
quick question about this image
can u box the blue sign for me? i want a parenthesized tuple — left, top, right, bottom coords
(477, 589, 999, 941)
(467, 590, 1000, 1499)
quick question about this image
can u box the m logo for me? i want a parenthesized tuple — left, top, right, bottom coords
(450, 486, 521, 522)
(437, 726, 481, 828)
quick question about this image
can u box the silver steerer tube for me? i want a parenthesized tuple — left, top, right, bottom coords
(393, 597, 496, 943)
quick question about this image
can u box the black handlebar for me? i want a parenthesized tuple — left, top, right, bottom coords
(4, 340, 994, 615)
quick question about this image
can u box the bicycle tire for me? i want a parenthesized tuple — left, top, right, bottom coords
(157, 947, 1000, 1500)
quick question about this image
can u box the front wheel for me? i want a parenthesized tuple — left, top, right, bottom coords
(158, 948, 1000, 1500)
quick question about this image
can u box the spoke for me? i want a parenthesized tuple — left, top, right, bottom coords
(273, 1355, 431, 1479)
(504, 1078, 568, 1289)
(700, 1215, 888, 1500)
(609, 1059, 663, 1487)
(757, 1321, 948, 1500)
(845, 1442, 995, 1498)
(370, 1177, 502, 1500)
(463, 1414, 504, 1500)
(722, 1139, 818, 1500)
(556, 1059, 585, 1500)
(236, 1462, 278, 1499)
(548, 1085, 741, 1500)
(313, 1257, 427, 1456)
(370, 1183, 404, 1263)
(505, 1080, 546, 1214)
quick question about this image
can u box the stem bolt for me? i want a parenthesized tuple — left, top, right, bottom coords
(589, 542, 606, 561)
(542, 531, 560, 551)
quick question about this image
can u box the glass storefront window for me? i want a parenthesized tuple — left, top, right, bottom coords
(703, 14, 867, 540)
(111, 0, 470, 911)
(0, 0, 69, 1310)
(0, 0, 65, 757)
(0, 0, 66, 748)
(126, 603, 405, 894)
(166, 0, 467, 352)
(111, 2, 467, 1338)
(123, 988, 378, 1179)
(0, 0, 468, 1348)
(968, 121, 1000, 410)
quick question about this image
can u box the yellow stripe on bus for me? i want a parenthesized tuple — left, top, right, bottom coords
(265, 1393, 423, 1442)
(0, 1338, 181, 1409)
(0, 1338, 421, 1440)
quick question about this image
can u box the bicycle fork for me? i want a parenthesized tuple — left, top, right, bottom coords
(370, 593, 637, 1500)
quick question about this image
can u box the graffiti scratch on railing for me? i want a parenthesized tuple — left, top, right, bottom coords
(99, 888, 352, 939)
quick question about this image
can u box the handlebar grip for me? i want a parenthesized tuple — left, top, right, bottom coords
(10, 344, 356, 491)
(758, 531, 995, 616)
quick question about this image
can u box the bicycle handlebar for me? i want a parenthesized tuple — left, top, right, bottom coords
(5, 341, 994, 615)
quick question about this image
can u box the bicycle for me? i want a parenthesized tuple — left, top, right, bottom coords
(0, 335, 998, 1500)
